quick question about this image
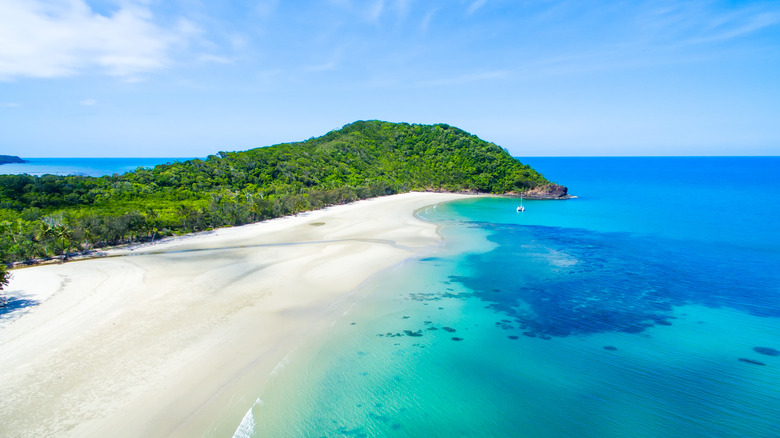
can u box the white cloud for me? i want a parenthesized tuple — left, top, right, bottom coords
(0, 0, 198, 80)
(1, 102, 20, 107)
(79, 98, 97, 106)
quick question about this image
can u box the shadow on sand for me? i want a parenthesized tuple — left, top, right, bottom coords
(0, 296, 40, 319)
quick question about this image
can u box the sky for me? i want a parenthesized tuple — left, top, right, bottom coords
(1, 0, 779, 157)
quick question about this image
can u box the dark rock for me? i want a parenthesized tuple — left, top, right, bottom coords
(508, 335, 519, 340)
(403, 330, 423, 337)
(442, 326, 456, 333)
(521, 184, 571, 200)
(603, 346, 618, 351)
(451, 337, 464, 341)
(738, 358, 766, 366)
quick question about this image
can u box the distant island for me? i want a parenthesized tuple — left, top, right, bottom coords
(0, 155, 25, 165)
(0, 120, 568, 264)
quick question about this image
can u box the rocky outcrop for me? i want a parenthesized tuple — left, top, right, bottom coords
(521, 184, 572, 200)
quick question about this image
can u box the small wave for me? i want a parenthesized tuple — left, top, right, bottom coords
(233, 397, 263, 438)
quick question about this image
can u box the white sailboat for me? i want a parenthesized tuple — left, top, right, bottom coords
(516, 195, 525, 212)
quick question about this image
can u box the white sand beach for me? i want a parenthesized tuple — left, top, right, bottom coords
(0, 192, 472, 438)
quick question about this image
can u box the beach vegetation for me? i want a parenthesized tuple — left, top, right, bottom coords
(0, 262, 8, 295)
(0, 121, 550, 264)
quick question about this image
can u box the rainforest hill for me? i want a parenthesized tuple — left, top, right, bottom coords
(0, 121, 565, 264)
(0, 155, 25, 165)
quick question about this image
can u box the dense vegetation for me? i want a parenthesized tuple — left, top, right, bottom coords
(0, 121, 550, 266)
(0, 264, 8, 293)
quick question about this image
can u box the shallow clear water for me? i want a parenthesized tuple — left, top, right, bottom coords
(0, 157, 195, 177)
(240, 157, 780, 437)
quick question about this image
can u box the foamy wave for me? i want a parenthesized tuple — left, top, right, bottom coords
(232, 397, 263, 438)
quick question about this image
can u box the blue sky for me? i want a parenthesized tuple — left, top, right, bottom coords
(1, 0, 779, 157)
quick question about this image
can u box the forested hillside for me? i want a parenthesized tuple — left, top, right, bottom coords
(0, 155, 25, 165)
(0, 121, 551, 264)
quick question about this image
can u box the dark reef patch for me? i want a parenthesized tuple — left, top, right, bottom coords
(446, 223, 780, 338)
(738, 358, 766, 366)
(753, 347, 780, 356)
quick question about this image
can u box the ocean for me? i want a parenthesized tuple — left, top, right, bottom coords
(237, 157, 780, 437)
(0, 157, 195, 177)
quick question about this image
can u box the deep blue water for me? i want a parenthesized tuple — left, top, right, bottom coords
(445, 157, 780, 338)
(243, 157, 779, 437)
(0, 157, 196, 177)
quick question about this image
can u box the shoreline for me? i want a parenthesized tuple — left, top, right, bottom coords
(0, 192, 476, 438)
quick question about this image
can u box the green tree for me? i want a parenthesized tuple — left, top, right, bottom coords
(0, 262, 9, 305)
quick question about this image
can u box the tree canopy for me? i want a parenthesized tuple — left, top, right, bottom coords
(0, 263, 8, 291)
(0, 120, 550, 264)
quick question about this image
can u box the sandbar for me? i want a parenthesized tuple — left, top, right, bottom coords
(0, 192, 472, 437)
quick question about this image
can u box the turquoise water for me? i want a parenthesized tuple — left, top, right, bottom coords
(0, 157, 196, 177)
(240, 157, 780, 437)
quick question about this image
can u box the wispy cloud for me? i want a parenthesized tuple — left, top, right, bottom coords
(690, 10, 780, 44)
(198, 54, 233, 64)
(255, 0, 280, 18)
(636, 1, 780, 46)
(421, 8, 438, 31)
(420, 69, 508, 87)
(326, 0, 397, 23)
(79, 98, 97, 106)
(306, 60, 339, 72)
(498, 1, 780, 80)
(0, 0, 198, 80)
(467, 0, 488, 16)
(394, 0, 413, 18)
(367, 0, 386, 22)
(1, 102, 20, 108)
